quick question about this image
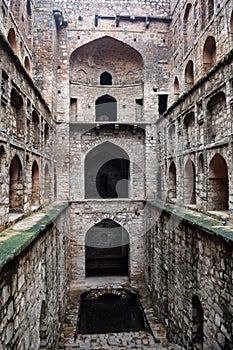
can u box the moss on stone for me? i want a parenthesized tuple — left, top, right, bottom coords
(148, 200, 233, 243)
(0, 202, 69, 270)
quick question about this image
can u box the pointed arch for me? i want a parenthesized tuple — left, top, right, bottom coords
(44, 163, 50, 200)
(208, 0, 214, 20)
(0, 145, 7, 173)
(192, 296, 204, 349)
(39, 301, 47, 349)
(24, 56, 31, 73)
(174, 77, 180, 95)
(7, 28, 18, 53)
(184, 159, 196, 204)
(100, 71, 112, 85)
(203, 36, 216, 73)
(168, 162, 177, 200)
(198, 153, 204, 174)
(230, 10, 233, 34)
(185, 60, 194, 89)
(31, 160, 40, 206)
(183, 3, 193, 52)
(85, 142, 130, 199)
(9, 155, 23, 212)
(95, 95, 117, 121)
(10, 88, 24, 139)
(208, 154, 228, 211)
(85, 219, 129, 277)
(70, 36, 144, 85)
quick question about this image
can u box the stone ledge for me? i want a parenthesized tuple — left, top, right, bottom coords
(0, 202, 69, 270)
(148, 200, 233, 242)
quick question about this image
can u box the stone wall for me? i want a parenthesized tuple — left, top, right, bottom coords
(155, 49, 233, 217)
(169, 0, 233, 106)
(145, 201, 233, 350)
(0, 203, 70, 350)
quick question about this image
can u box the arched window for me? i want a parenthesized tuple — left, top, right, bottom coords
(168, 162, 177, 200)
(207, 91, 226, 143)
(184, 112, 195, 148)
(203, 36, 216, 73)
(26, 0, 32, 16)
(185, 60, 194, 89)
(44, 163, 50, 201)
(208, 154, 228, 211)
(208, 0, 214, 20)
(24, 56, 31, 73)
(7, 28, 17, 53)
(230, 10, 233, 34)
(198, 153, 204, 174)
(85, 142, 130, 199)
(32, 111, 40, 147)
(174, 77, 180, 95)
(9, 155, 23, 212)
(31, 161, 40, 206)
(39, 301, 47, 349)
(184, 159, 196, 204)
(95, 95, 117, 121)
(85, 219, 129, 277)
(10, 88, 24, 139)
(192, 296, 204, 349)
(183, 3, 193, 52)
(100, 71, 112, 85)
(0, 146, 7, 173)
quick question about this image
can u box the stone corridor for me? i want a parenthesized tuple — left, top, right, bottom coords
(58, 279, 185, 350)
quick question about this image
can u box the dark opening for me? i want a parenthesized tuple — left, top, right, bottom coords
(95, 95, 117, 121)
(158, 94, 168, 115)
(77, 289, 146, 334)
(192, 296, 204, 349)
(85, 142, 130, 199)
(100, 71, 112, 85)
(9, 155, 23, 212)
(85, 219, 129, 277)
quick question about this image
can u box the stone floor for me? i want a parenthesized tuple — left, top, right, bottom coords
(58, 278, 185, 350)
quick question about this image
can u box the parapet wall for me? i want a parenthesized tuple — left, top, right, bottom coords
(0, 203, 70, 350)
(145, 201, 233, 350)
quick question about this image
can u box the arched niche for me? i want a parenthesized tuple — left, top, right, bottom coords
(95, 95, 117, 121)
(184, 159, 196, 204)
(85, 219, 129, 277)
(31, 160, 40, 206)
(70, 36, 144, 85)
(185, 60, 194, 88)
(85, 142, 130, 199)
(192, 296, 204, 350)
(9, 155, 23, 212)
(208, 154, 228, 211)
(168, 162, 177, 200)
(100, 71, 112, 85)
(203, 36, 216, 73)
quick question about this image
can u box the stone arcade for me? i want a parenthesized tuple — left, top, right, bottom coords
(0, 0, 232, 349)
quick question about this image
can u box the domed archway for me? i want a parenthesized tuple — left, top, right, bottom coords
(85, 219, 130, 277)
(85, 142, 130, 199)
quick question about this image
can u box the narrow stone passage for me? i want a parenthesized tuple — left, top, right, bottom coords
(58, 280, 184, 350)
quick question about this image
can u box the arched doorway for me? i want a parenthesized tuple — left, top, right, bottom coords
(9, 155, 23, 212)
(184, 159, 196, 204)
(85, 142, 130, 199)
(192, 296, 204, 350)
(31, 161, 40, 206)
(95, 95, 117, 121)
(208, 154, 228, 211)
(203, 36, 216, 73)
(39, 301, 47, 349)
(168, 162, 177, 200)
(85, 219, 129, 277)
